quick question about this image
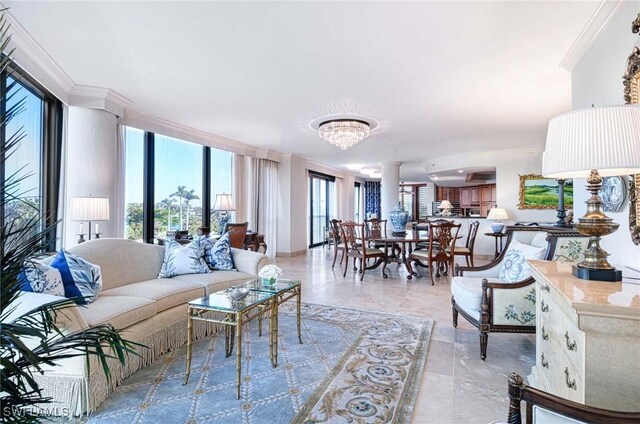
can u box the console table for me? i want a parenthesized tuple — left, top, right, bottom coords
(527, 260, 640, 411)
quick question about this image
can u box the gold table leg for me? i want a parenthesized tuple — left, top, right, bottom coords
(297, 286, 303, 344)
(235, 313, 243, 399)
(270, 299, 279, 368)
(183, 306, 193, 385)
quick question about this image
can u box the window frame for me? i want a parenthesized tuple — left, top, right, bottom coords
(1, 64, 63, 252)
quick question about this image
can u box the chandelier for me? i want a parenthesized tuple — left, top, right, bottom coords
(318, 119, 370, 150)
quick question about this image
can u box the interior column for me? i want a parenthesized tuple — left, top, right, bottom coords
(380, 162, 401, 222)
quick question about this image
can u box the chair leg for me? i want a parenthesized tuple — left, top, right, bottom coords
(452, 306, 458, 328)
(360, 258, 366, 281)
(339, 248, 345, 265)
(465, 255, 470, 267)
(480, 331, 488, 360)
(470, 254, 474, 267)
(353, 257, 358, 271)
(332, 247, 339, 268)
(429, 262, 435, 285)
(406, 258, 414, 280)
(343, 254, 349, 277)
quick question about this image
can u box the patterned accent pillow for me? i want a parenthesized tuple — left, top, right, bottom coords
(18, 263, 65, 297)
(498, 240, 547, 283)
(50, 250, 103, 304)
(203, 233, 236, 271)
(158, 237, 211, 278)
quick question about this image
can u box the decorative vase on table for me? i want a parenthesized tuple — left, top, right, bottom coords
(389, 202, 409, 236)
(262, 277, 277, 287)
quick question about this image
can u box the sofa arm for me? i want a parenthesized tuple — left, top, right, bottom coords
(231, 248, 269, 276)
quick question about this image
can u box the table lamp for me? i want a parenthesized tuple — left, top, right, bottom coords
(69, 196, 110, 243)
(213, 193, 236, 234)
(487, 207, 509, 233)
(542, 105, 640, 282)
(438, 200, 453, 216)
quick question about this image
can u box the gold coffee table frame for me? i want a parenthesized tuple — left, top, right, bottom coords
(183, 279, 302, 399)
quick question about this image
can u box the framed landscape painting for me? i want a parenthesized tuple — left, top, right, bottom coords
(518, 174, 573, 210)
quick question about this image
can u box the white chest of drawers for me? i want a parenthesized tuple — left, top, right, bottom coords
(527, 260, 640, 411)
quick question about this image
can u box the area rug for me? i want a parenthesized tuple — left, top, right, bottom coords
(87, 304, 433, 424)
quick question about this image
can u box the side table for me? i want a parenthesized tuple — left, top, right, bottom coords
(484, 232, 506, 258)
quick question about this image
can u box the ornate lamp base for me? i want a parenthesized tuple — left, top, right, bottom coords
(218, 213, 230, 235)
(572, 265, 622, 282)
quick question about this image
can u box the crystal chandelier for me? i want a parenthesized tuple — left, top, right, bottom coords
(318, 119, 370, 150)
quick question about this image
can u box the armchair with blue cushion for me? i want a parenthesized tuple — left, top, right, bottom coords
(451, 226, 588, 360)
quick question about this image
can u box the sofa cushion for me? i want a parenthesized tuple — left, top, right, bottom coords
(19, 263, 64, 297)
(203, 233, 235, 270)
(158, 238, 210, 278)
(50, 249, 103, 304)
(172, 271, 255, 295)
(100, 279, 205, 313)
(79, 296, 156, 329)
(451, 277, 504, 321)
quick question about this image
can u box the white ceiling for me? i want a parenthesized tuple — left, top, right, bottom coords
(6, 1, 599, 181)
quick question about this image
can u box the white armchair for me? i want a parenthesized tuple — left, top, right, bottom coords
(451, 227, 588, 360)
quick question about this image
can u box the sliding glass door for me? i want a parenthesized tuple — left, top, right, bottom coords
(308, 172, 334, 248)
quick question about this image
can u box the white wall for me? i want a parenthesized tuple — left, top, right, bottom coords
(63, 107, 118, 247)
(571, 1, 640, 269)
(426, 148, 556, 255)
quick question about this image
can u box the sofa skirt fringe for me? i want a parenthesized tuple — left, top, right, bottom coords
(34, 317, 220, 418)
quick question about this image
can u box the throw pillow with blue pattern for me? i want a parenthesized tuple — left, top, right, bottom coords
(50, 250, 103, 304)
(203, 233, 235, 271)
(18, 262, 65, 297)
(498, 240, 546, 283)
(158, 237, 211, 278)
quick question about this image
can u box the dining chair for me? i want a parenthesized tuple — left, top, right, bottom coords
(451, 220, 480, 267)
(406, 221, 461, 283)
(329, 219, 346, 268)
(225, 222, 249, 249)
(340, 221, 388, 281)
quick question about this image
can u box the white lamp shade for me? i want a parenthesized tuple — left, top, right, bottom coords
(487, 207, 509, 220)
(213, 193, 236, 211)
(69, 197, 110, 221)
(438, 200, 453, 209)
(542, 105, 640, 178)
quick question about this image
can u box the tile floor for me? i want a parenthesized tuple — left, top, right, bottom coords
(274, 247, 535, 424)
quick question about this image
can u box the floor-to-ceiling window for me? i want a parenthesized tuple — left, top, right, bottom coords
(354, 182, 362, 222)
(308, 172, 335, 248)
(122, 126, 233, 243)
(1, 68, 62, 250)
(210, 148, 233, 234)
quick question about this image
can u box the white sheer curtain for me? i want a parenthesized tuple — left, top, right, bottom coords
(246, 158, 278, 258)
(114, 125, 126, 238)
(233, 153, 247, 224)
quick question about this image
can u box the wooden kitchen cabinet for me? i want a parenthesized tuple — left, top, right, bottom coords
(470, 187, 479, 204)
(460, 188, 470, 207)
(480, 185, 492, 202)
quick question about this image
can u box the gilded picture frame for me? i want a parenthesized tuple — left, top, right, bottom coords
(518, 174, 573, 210)
(624, 16, 640, 245)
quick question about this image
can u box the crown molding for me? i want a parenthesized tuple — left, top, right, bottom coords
(2, 7, 74, 102)
(119, 109, 261, 158)
(255, 148, 283, 163)
(560, 0, 625, 71)
(69, 85, 132, 117)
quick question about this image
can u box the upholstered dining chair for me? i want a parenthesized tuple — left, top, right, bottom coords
(329, 219, 346, 268)
(450, 219, 480, 267)
(406, 221, 461, 283)
(340, 221, 388, 281)
(451, 227, 589, 360)
(225, 222, 249, 249)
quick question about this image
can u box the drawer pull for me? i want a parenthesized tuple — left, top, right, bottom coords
(540, 353, 549, 368)
(564, 367, 577, 390)
(541, 327, 549, 341)
(541, 300, 549, 313)
(565, 331, 577, 351)
(540, 284, 550, 292)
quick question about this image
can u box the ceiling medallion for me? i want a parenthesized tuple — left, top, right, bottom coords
(318, 119, 370, 150)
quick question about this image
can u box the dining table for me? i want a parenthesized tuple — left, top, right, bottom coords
(371, 229, 463, 277)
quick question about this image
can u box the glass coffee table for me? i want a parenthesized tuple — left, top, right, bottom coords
(183, 278, 301, 399)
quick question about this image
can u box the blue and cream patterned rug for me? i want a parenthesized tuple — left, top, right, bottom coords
(88, 304, 433, 424)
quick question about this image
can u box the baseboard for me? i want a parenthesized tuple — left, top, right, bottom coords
(276, 249, 307, 258)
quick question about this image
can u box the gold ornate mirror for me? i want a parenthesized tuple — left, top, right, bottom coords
(624, 14, 640, 245)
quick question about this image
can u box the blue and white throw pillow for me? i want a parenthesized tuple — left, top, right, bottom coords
(50, 250, 103, 304)
(158, 237, 211, 278)
(498, 240, 547, 283)
(203, 233, 235, 271)
(18, 263, 65, 297)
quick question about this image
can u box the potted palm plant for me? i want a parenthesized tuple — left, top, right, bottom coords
(0, 10, 139, 422)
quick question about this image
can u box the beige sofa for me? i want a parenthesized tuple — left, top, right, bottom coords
(19, 238, 269, 416)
